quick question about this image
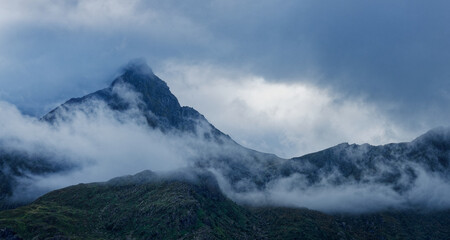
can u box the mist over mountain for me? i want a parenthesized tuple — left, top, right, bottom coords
(43, 59, 220, 137)
(0, 61, 449, 215)
(3, 170, 450, 240)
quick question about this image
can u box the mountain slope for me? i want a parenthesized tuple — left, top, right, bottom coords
(0, 171, 262, 240)
(0, 60, 239, 209)
(1, 60, 449, 214)
(0, 60, 285, 210)
(1, 170, 449, 240)
(43, 59, 224, 138)
(284, 127, 450, 193)
(0, 150, 72, 210)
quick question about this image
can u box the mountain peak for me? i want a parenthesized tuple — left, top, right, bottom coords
(43, 60, 225, 136)
(123, 58, 153, 76)
(110, 60, 175, 106)
(112, 59, 159, 88)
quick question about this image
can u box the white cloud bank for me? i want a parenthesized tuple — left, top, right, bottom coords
(0, 95, 192, 199)
(215, 165, 450, 213)
(0, 81, 449, 214)
(159, 62, 416, 158)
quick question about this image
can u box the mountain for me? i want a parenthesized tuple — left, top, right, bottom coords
(284, 127, 450, 195)
(1, 170, 449, 240)
(0, 149, 73, 210)
(2, 60, 450, 209)
(0, 60, 234, 209)
(43, 59, 223, 137)
(0, 60, 285, 210)
(1, 60, 450, 238)
(0, 171, 263, 240)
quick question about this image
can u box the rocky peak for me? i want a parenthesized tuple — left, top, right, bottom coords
(111, 60, 183, 123)
(42, 60, 223, 135)
(123, 58, 154, 75)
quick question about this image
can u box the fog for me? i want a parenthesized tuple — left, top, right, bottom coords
(214, 164, 450, 213)
(0, 85, 196, 200)
(160, 62, 414, 157)
(1, 83, 449, 213)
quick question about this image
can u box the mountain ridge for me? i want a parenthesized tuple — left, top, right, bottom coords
(1, 60, 450, 238)
(1, 60, 449, 214)
(1, 170, 449, 240)
(43, 60, 217, 135)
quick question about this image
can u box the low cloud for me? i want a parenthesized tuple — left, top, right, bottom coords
(2, 0, 450, 126)
(214, 165, 450, 213)
(1, 80, 449, 214)
(0, 85, 197, 200)
(159, 62, 417, 158)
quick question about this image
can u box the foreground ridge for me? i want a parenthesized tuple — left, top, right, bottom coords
(0, 170, 449, 240)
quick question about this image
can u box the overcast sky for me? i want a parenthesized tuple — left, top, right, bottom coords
(0, 0, 449, 157)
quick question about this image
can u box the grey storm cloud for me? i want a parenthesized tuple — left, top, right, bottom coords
(0, 0, 449, 156)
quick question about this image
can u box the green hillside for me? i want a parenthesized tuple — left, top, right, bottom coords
(1, 171, 449, 240)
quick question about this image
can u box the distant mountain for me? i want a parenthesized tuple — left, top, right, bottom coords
(1, 170, 449, 240)
(281, 127, 450, 188)
(43, 59, 225, 138)
(0, 60, 235, 209)
(0, 60, 284, 209)
(1, 60, 449, 217)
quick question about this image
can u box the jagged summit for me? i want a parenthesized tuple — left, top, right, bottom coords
(111, 61, 183, 127)
(112, 59, 166, 92)
(122, 58, 154, 76)
(42, 61, 225, 136)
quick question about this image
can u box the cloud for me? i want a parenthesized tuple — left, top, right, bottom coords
(0, 1, 175, 31)
(1, 81, 450, 213)
(213, 160, 450, 214)
(159, 62, 416, 157)
(0, 0, 214, 115)
(1, 0, 449, 122)
(1, 0, 450, 213)
(1, 0, 448, 155)
(0, 86, 195, 200)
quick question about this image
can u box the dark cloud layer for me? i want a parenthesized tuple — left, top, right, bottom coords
(0, 0, 449, 150)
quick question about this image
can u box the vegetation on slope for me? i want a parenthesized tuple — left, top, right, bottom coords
(0, 172, 261, 239)
(1, 171, 449, 240)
